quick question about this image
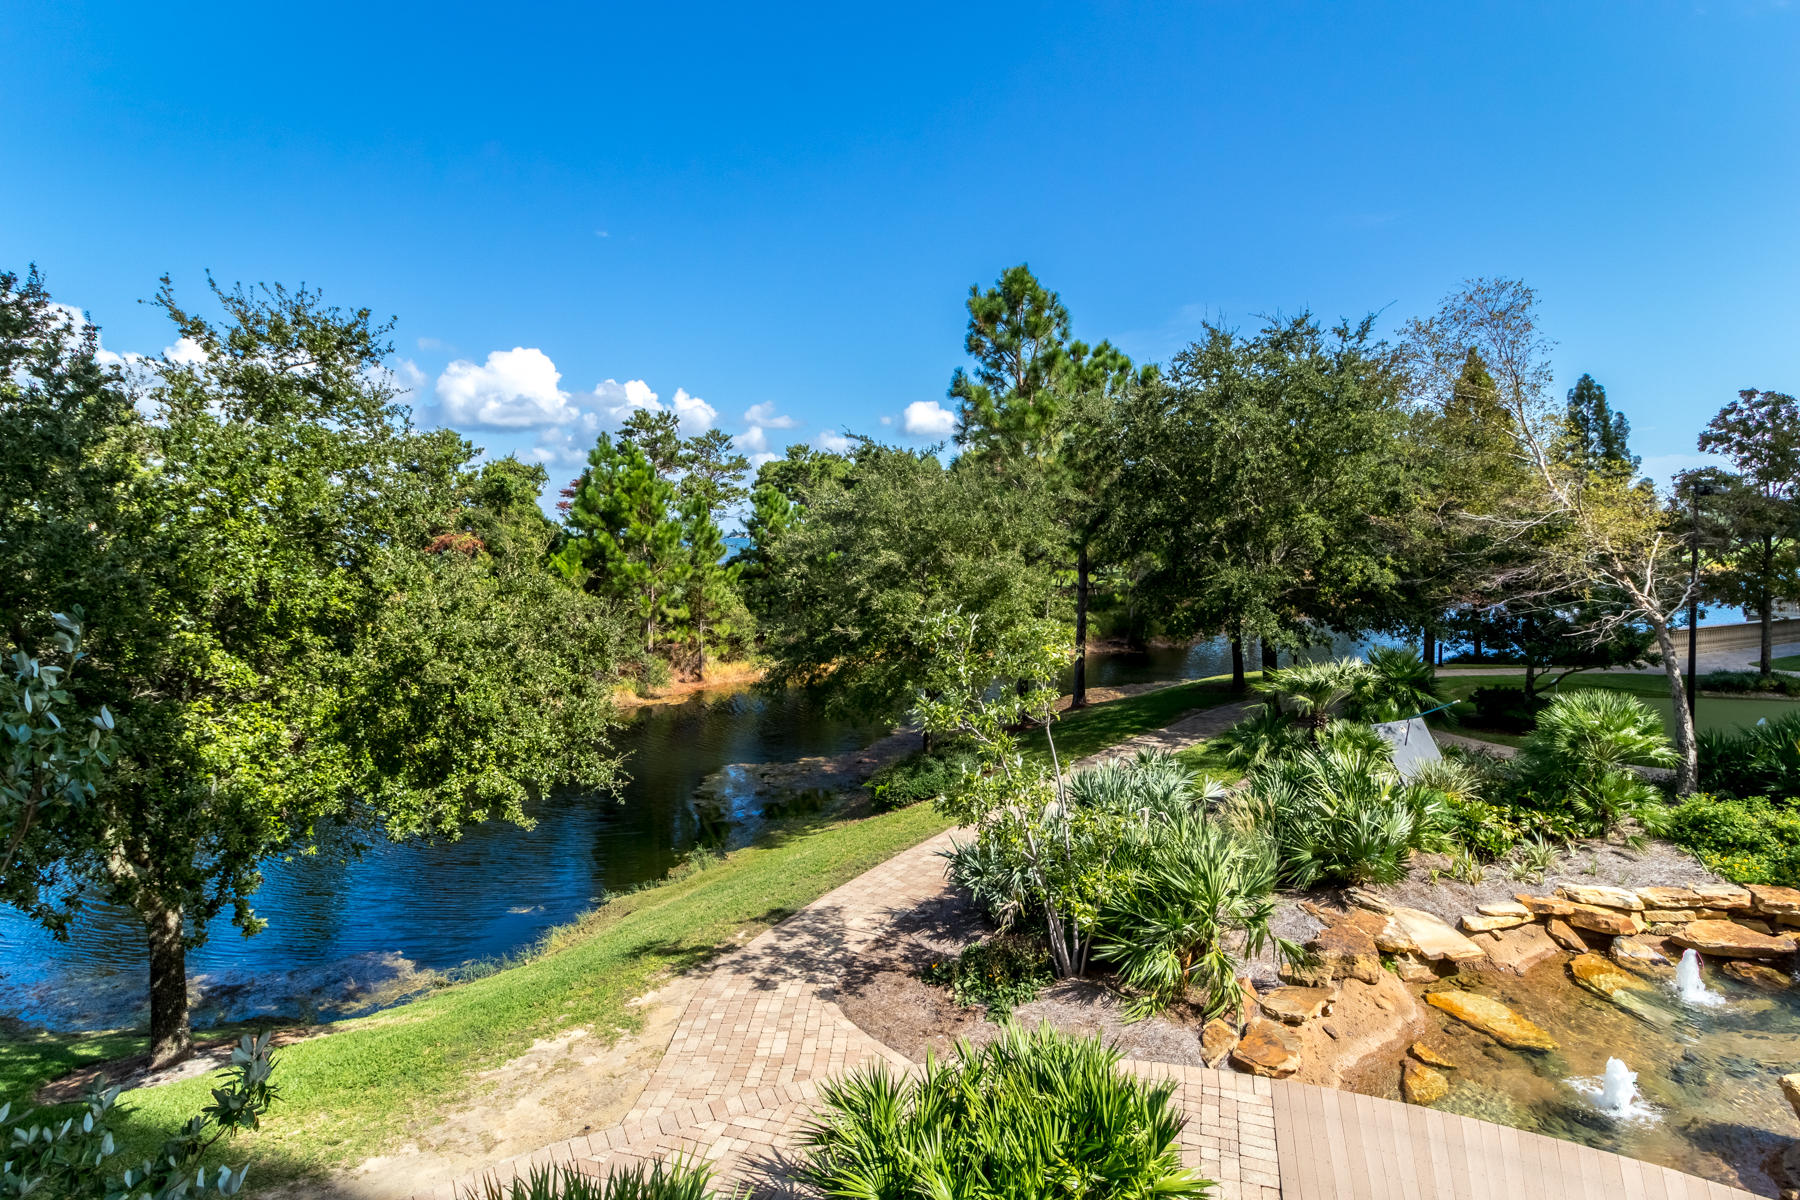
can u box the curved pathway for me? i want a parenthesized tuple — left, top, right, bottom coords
(415, 830, 1759, 1200)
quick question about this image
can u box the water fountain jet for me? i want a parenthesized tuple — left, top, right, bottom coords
(1674, 948, 1724, 1007)
(1597, 1057, 1637, 1117)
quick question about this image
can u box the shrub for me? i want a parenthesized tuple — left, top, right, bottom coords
(1699, 710, 1800, 799)
(1233, 745, 1448, 887)
(1213, 704, 1302, 768)
(1254, 658, 1371, 734)
(1467, 685, 1547, 734)
(943, 834, 1038, 931)
(1697, 669, 1800, 696)
(866, 746, 980, 811)
(1510, 689, 1674, 834)
(796, 1023, 1211, 1200)
(461, 1157, 718, 1200)
(1660, 793, 1800, 885)
(1098, 811, 1290, 1018)
(922, 935, 1052, 1017)
(1359, 647, 1445, 721)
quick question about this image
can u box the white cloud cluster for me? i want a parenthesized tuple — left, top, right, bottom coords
(902, 399, 956, 437)
(744, 401, 798, 430)
(436, 347, 576, 429)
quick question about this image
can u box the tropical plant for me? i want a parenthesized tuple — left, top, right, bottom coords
(1253, 658, 1372, 736)
(1213, 704, 1301, 768)
(1098, 811, 1292, 1018)
(460, 1156, 719, 1200)
(1358, 647, 1445, 721)
(0, 1032, 276, 1198)
(1233, 745, 1449, 887)
(1506, 836, 1560, 882)
(922, 935, 1052, 1017)
(1661, 793, 1800, 885)
(1510, 689, 1675, 834)
(943, 834, 1037, 932)
(1064, 749, 1224, 819)
(795, 1023, 1211, 1200)
(1698, 710, 1800, 799)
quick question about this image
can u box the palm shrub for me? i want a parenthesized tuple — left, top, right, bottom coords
(461, 1157, 717, 1200)
(796, 1023, 1211, 1200)
(1213, 704, 1301, 768)
(1698, 710, 1800, 799)
(1356, 647, 1446, 722)
(1098, 811, 1293, 1018)
(1233, 745, 1449, 887)
(1254, 658, 1372, 736)
(1510, 689, 1674, 835)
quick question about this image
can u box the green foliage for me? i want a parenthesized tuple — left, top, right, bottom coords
(1233, 745, 1449, 887)
(1661, 793, 1800, 885)
(1698, 709, 1800, 799)
(1209, 705, 1299, 769)
(1468, 685, 1547, 733)
(557, 433, 687, 650)
(1511, 689, 1674, 834)
(1699, 670, 1800, 696)
(922, 936, 1051, 1018)
(461, 1156, 718, 1200)
(1253, 658, 1371, 733)
(796, 1023, 1210, 1200)
(866, 746, 980, 812)
(1359, 647, 1444, 720)
(1561, 373, 1638, 478)
(0, 1032, 276, 1199)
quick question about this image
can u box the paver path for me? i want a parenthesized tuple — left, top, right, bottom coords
(418, 812, 1759, 1200)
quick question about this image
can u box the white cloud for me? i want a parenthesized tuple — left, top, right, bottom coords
(165, 336, 207, 366)
(591, 377, 660, 423)
(436, 347, 575, 429)
(417, 336, 453, 352)
(902, 399, 956, 437)
(743, 401, 798, 429)
(878, 414, 893, 426)
(737, 425, 771, 454)
(748, 451, 778, 469)
(670, 387, 717, 432)
(815, 431, 854, 454)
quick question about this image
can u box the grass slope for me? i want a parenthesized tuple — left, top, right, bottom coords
(7, 678, 1242, 1189)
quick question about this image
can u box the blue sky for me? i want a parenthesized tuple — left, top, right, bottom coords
(4, 1, 1796, 504)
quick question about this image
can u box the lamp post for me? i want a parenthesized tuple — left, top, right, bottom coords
(1686, 481, 1719, 722)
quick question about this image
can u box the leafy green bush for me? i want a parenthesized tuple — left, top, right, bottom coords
(796, 1023, 1210, 1200)
(461, 1156, 718, 1200)
(1232, 745, 1448, 887)
(1213, 704, 1301, 768)
(1511, 689, 1674, 834)
(1467, 685, 1546, 733)
(1697, 670, 1800, 696)
(922, 935, 1052, 1017)
(1358, 647, 1445, 721)
(866, 746, 980, 811)
(1660, 793, 1800, 885)
(1699, 710, 1800, 799)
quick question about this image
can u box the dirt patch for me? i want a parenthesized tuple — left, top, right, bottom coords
(613, 661, 765, 709)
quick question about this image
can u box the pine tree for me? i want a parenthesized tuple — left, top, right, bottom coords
(557, 434, 687, 651)
(1563, 374, 1638, 477)
(675, 491, 740, 679)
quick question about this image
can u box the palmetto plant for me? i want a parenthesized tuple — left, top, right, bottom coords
(461, 1157, 718, 1200)
(1213, 704, 1301, 768)
(1254, 658, 1371, 736)
(1359, 647, 1446, 722)
(796, 1023, 1211, 1200)
(1512, 689, 1675, 834)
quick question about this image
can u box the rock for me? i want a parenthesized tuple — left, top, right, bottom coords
(1231, 1018, 1301, 1078)
(1780, 914, 1800, 928)
(1610, 936, 1672, 971)
(1461, 913, 1532, 933)
(1672, 919, 1797, 959)
(1291, 909, 1385, 986)
(1477, 901, 1532, 918)
(1751, 885, 1800, 915)
(1643, 908, 1698, 924)
(1402, 1059, 1449, 1105)
(1693, 884, 1752, 910)
(1636, 886, 1709, 909)
(1566, 903, 1644, 936)
(1288, 972, 1418, 1090)
(1410, 1041, 1457, 1069)
(1781, 1075, 1800, 1125)
(1375, 906, 1487, 962)
(1723, 961, 1791, 990)
(1260, 986, 1334, 1025)
(1471, 924, 1560, 975)
(1424, 989, 1558, 1051)
(1696, 908, 1734, 920)
(1320, 1022, 1339, 1040)
(1515, 894, 1577, 917)
(1200, 1017, 1239, 1066)
(1344, 887, 1394, 915)
(1739, 917, 1776, 935)
(1557, 884, 1644, 911)
(1570, 952, 1649, 999)
(1545, 918, 1588, 952)
(1387, 951, 1434, 982)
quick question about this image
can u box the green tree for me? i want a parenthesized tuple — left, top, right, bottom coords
(0, 271, 626, 1064)
(736, 443, 852, 619)
(949, 264, 1073, 460)
(616, 407, 684, 475)
(1697, 389, 1800, 674)
(678, 427, 751, 523)
(672, 491, 746, 679)
(1562, 373, 1638, 478)
(556, 433, 687, 652)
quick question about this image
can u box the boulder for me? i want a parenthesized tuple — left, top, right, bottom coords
(1783, 1074, 1800, 1126)
(1751, 885, 1800, 915)
(1636, 886, 1709, 909)
(1693, 884, 1752, 910)
(1570, 952, 1649, 999)
(1409, 1041, 1457, 1069)
(1740, 917, 1776, 935)
(1672, 919, 1797, 959)
(1515, 894, 1577, 917)
(1424, 989, 1558, 1051)
(1461, 913, 1532, 933)
(1231, 1018, 1301, 1078)
(1390, 952, 1439, 983)
(1375, 906, 1488, 962)
(1289, 909, 1385, 986)
(1643, 909, 1698, 924)
(1610, 936, 1672, 971)
(1402, 1059, 1449, 1105)
(1723, 961, 1791, 990)
(1200, 1017, 1239, 1066)
(1477, 900, 1532, 918)
(1260, 986, 1334, 1025)
(1545, 918, 1588, 952)
(1556, 884, 1644, 911)
(1567, 904, 1644, 936)
(1471, 923, 1560, 975)
(1344, 887, 1394, 915)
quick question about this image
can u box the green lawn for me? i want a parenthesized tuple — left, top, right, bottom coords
(1772, 654, 1800, 672)
(5, 679, 1238, 1190)
(1433, 672, 1800, 744)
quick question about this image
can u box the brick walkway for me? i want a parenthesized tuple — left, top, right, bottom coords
(418, 827, 1756, 1200)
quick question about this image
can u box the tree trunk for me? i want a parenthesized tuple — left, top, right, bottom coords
(1650, 620, 1699, 794)
(1761, 534, 1774, 676)
(146, 902, 192, 1067)
(1261, 639, 1277, 673)
(1423, 627, 1436, 666)
(1229, 633, 1246, 692)
(1071, 542, 1090, 709)
(696, 618, 707, 682)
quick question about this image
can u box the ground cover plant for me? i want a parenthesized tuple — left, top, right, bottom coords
(461, 1155, 718, 1200)
(922, 936, 1052, 1017)
(1661, 793, 1800, 885)
(1699, 710, 1800, 799)
(795, 1023, 1210, 1200)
